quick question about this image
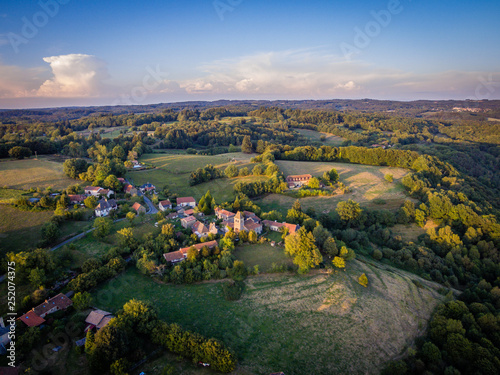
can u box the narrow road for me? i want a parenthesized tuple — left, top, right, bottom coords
(49, 218, 126, 252)
(137, 190, 158, 214)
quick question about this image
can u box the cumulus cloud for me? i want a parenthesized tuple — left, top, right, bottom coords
(37, 54, 110, 97)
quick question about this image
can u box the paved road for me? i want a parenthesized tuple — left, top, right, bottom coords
(137, 190, 158, 215)
(49, 217, 126, 252)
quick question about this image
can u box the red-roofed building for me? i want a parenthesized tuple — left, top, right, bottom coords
(163, 240, 218, 264)
(177, 196, 196, 208)
(68, 194, 86, 204)
(124, 184, 138, 196)
(84, 186, 103, 196)
(159, 200, 172, 211)
(262, 220, 300, 235)
(85, 309, 114, 332)
(222, 211, 263, 234)
(215, 207, 236, 221)
(132, 202, 146, 214)
(33, 293, 73, 318)
(18, 310, 46, 327)
(286, 174, 312, 188)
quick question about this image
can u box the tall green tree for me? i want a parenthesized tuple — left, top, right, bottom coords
(94, 217, 112, 239)
(284, 227, 322, 273)
(336, 199, 363, 225)
(241, 135, 253, 153)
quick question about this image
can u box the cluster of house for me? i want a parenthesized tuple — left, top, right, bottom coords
(67, 179, 158, 218)
(18, 293, 73, 328)
(161, 205, 300, 264)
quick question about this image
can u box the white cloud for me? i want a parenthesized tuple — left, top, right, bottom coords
(163, 49, 500, 100)
(37, 54, 110, 97)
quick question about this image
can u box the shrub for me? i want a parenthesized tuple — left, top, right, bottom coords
(222, 280, 244, 301)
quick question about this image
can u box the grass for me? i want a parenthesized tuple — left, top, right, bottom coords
(54, 215, 157, 267)
(0, 204, 54, 255)
(0, 188, 25, 204)
(256, 160, 410, 214)
(234, 243, 293, 272)
(0, 156, 79, 190)
(295, 128, 345, 146)
(92, 261, 446, 375)
(126, 152, 265, 202)
(391, 223, 427, 243)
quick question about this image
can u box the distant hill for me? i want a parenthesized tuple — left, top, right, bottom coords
(2, 98, 500, 123)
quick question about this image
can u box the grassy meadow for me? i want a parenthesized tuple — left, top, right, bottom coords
(54, 215, 157, 268)
(256, 160, 410, 214)
(0, 205, 53, 254)
(93, 260, 445, 375)
(127, 152, 266, 202)
(0, 156, 79, 190)
(233, 243, 293, 272)
(295, 128, 345, 146)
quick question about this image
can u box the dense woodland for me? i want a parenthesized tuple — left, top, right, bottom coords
(1, 100, 500, 374)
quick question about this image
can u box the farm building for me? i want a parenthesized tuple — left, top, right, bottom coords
(68, 194, 86, 204)
(163, 240, 218, 263)
(177, 196, 196, 208)
(124, 184, 138, 196)
(85, 309, 114, 332)
(159, 199, 172, 211)
(285, 174, 312, 188)
(132, 202, 146, 214)
(263, 220, 300, 235)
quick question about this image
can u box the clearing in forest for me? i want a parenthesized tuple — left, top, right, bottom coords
(257, 160, 409, 214)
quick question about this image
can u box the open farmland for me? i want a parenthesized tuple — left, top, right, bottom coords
(295, 128, 345, 146)
(93, 260, 446, 375)
(0, 204, 53, 254)
(257, 160, 410, 214)
(0, 156, 79, 190)
(127, 152, 266, 202)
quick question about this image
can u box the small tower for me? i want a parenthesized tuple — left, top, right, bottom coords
(234, 211, 244, 232)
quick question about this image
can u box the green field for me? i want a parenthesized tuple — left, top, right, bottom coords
(93, 261, 445, 375)
(127, 152, 265, 202)
(0, 188, 25, 204)
(0, 204, 54, 254)
(55, 216, 157, 267)
(295, 128, 345, 146)
(0, 156, 79, 190)
(234, 243, 293, 272)
(257, 160, 410, 214)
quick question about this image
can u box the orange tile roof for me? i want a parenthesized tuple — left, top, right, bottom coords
(177, 197, 196, 204)
(18, 310, 45, 327)
(33, 293, 73, 317)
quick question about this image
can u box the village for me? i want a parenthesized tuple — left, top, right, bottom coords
(6, 173, 313, 350)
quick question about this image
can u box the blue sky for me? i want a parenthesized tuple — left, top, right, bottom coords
(0, 0, 499, 108)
